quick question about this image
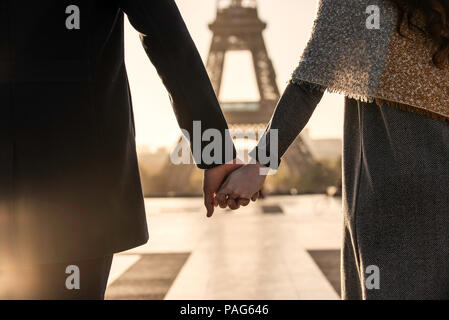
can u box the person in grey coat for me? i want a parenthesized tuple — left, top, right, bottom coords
(215, 0, 449, 299)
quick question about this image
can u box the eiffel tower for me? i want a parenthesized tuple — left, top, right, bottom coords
(207, 0, 279, 125)
(155, 0, 316, 195)
(206, 0, 316, 178)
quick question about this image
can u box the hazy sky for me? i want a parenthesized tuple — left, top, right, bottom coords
(124, 0, 344, 149)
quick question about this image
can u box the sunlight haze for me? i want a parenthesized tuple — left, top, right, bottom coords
(124, 0, 344, 150)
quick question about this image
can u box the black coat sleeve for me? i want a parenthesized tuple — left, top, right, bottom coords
(117, 0, 235, 169)
(251, 82, 325, 169)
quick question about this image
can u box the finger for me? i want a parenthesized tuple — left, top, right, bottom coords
(216, 193, 228, 208)
(217, 194, 228, 209)
(251, 192, 259, 202)
(230, 192, 241, 200)
(238, 198, 250, 207)
(204, 190, 215, 218)
(216, 188, 231, 208)
(213, 196, 219, 208)
(227, 198, 240, 210)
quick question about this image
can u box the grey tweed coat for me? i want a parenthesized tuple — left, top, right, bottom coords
(260, 82, 449, 299)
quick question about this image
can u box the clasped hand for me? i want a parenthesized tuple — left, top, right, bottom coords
(203, 161, 267, 217)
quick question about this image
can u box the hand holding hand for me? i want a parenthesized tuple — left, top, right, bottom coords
(203, 161, 243, 218)
(215, 162, 267, 210)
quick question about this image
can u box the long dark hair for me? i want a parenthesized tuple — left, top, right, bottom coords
(390, 0, 449, 67)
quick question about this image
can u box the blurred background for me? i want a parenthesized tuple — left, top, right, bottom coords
(127, 0, 344, 197)
(106, 0, 344, 300)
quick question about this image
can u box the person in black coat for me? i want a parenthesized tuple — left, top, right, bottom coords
(0, 0, 239, 299)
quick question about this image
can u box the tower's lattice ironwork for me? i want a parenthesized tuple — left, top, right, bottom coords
(206, 0, 316, 177)
(207, 0, 279, 124)
(158, 0, 316, 194)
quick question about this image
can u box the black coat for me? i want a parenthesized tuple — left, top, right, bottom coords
(0, 0, 233, 264)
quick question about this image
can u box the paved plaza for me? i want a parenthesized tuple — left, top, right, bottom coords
(106, 195, 342, 300)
